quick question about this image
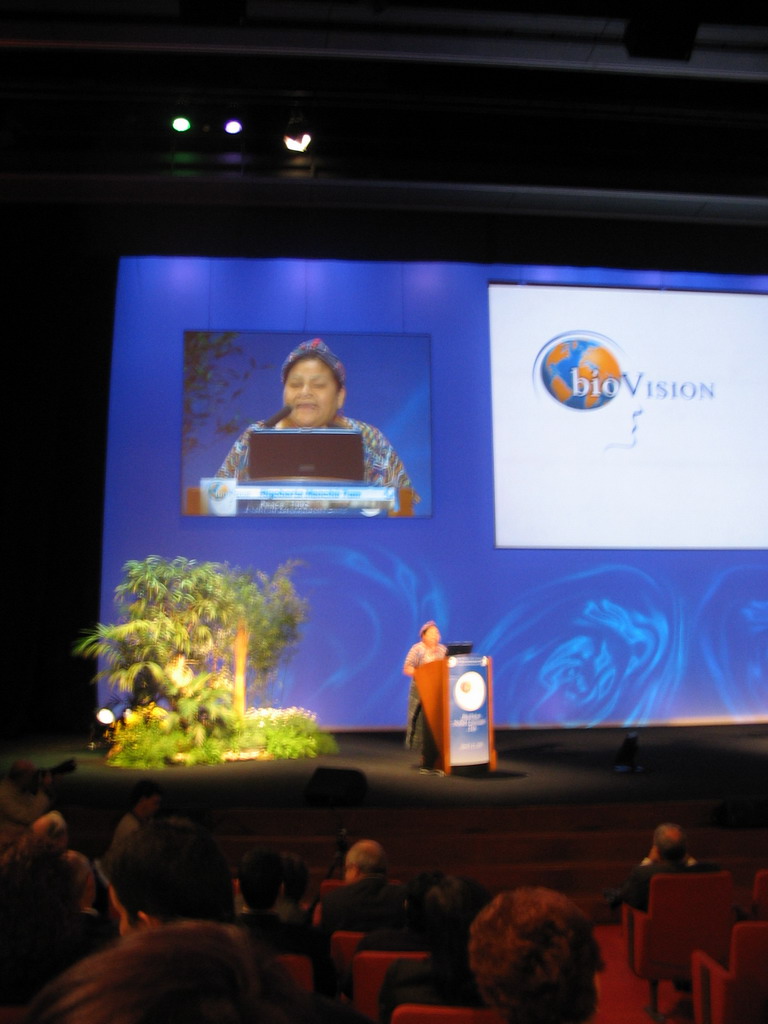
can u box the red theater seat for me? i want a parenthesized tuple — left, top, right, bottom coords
(276, 953, 315, 992)
(330, 930, 365, 982)
(352, 949, 429, 1020)
(391, 1005, 506, 1024)
(623, 870, 734, 1020)
(751, 868, 768, 921)
(692, 920, 768, 1024)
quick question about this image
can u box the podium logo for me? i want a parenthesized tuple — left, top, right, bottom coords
(539, 332, 622, 410)
(454, 671, 486, 713)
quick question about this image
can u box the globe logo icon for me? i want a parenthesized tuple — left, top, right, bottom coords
(539, 332, 622, 410)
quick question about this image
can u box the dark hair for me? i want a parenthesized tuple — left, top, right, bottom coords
(128, 779, 162, 808)
(0, 834, 84, 1004)
(279, 852, 309, 903)
(238, 848, 283, 911)
(23, 919, 309, 1024)
(423, 875, 491, 1005)
(404, 870, 445, 932)
(469, 887, 603, 1024)
(107, 816, 234, 926)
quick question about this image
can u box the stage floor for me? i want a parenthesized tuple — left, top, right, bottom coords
(3, 723, 766, 812)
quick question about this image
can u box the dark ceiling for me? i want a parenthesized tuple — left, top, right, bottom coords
(2, 1, 767, 224)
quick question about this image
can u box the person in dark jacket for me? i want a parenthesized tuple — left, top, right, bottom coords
(606, 822, 719, 911)
(318, 839, 407, 934)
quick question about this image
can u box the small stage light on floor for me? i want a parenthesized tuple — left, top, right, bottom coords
(613, 730, 644, 772)
(89, 707, 116, 750)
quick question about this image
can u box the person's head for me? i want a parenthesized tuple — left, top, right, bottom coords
(128, 779, 163, 821)
(238, 848, 283, 912)
(106, 816, 234, 934)
(6, 759, 39, 793)
(469, 887, 603, 1024)
(652, 823, 688, 863)
(0, 833, 83, 1004)
(279, 852, 309, 903)
(344, 839, 388, 882)
(420, 621, 441, 647)
(31, 810, 69, 850)
(404, 870, 445, 932)
(422, 875, 491, 1003)
(280, 339, 346, 429)
(23, 919, 307, 1024)
(65, 848, 97, 912)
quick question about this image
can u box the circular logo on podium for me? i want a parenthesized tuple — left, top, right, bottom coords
(454, 671, 486, 712)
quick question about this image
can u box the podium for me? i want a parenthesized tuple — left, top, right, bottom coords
(414, 655, 496, 775)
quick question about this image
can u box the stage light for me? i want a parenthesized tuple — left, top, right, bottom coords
(172, 115, 192, 133)
(283, 111, 311, 152)
(89, 707, 117, 750)
(96, 707, 115, 726)
(223, 117, 243, 135)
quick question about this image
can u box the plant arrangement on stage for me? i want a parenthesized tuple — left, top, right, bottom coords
(104, 703, 337, 769)
(74, 556, 337, 768)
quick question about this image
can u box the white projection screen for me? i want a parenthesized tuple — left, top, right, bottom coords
(489, 283, 768, 549)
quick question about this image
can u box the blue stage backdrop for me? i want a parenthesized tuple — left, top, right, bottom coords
(100, 257, 768, 730)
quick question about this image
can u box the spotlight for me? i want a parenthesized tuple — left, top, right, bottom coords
(171, 115, 192, 133)
(613, 730, 644, 772)
(89, 707, 116, 750)
(96, 707, 116, 727)
(283, 111, 311, 152)
(223, 117, 243, 135)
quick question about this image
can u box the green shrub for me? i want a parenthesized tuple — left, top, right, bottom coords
(104, 703, 337, 769)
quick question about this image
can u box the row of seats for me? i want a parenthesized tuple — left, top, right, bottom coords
(623, 868, 768, 1024)
(283, 938, 505, 1024)
(302, 870, 768, 1023)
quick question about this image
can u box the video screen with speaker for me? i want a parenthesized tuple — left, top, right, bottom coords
(183, 330, 432, 517)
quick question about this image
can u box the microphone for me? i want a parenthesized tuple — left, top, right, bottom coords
(262, 404, 292, 429)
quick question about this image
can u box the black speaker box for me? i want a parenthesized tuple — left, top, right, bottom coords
(712, 797, 768, 828)
(304, 767, 368, 807)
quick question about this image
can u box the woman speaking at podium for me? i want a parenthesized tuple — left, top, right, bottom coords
(403, 621, 447, 774)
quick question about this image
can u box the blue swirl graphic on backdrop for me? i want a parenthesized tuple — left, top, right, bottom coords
(477, 565, 683, 726)
(695, 566, 768, 717)
(279, 545, 449, 726)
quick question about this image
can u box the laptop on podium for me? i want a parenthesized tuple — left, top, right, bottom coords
(247, 429, 365, 482)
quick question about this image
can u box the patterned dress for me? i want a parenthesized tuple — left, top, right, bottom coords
(403, 640, 447, 755)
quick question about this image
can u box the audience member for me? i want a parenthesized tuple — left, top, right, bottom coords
(98, 779, 163, 867)
(96, 819, 371, 1024)
(30, 811, 69, 850)
(22, 919, 310, 1024)
(379, 874, 491, 1023)
(357, 870, 444, 954)
(0, 834, 85, 1006)
(66, 848, 119, 954)
(318, 840, 407, 934)
(275, 851, 311, 925)
(337, 870, 444, 1001)
(238, 847, 337, 997)
(605, 822, 719, 911)
(337, 870, 445, 998)
(0, 761, 54, 841)
(104, 815, 234, 933)
(468, 887, 603, 1024)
